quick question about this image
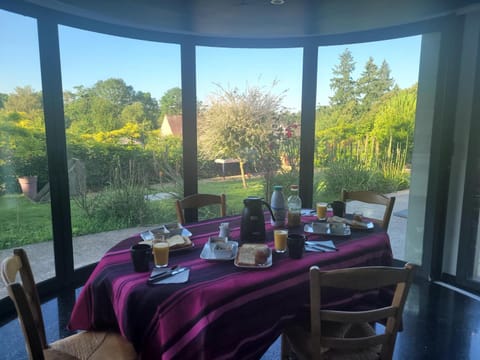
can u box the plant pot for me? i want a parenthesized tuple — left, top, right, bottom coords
(18, 176, 38, 200)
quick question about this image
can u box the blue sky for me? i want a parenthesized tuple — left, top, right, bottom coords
(1, 9, 421, 112)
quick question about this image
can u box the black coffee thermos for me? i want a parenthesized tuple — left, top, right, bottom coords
(240, 197, 275, 243)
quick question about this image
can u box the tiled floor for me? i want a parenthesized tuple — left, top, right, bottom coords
(1, 278, 480, 359)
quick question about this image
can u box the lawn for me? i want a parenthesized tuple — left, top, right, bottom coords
(0, 176, 265, 250)
(0, 174, 335, 250)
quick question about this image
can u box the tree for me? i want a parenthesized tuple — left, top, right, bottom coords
(357, 58, 395, 113)
(378, 60, 395, 94)
(371, 84, 417, 155)
(198, 84, 286, 189)
(65, 95, 119, 133)
(329, 49, 357, 108)
(160, 87, 182, 119)
(3, 86, 43, 114)
(121, 102, 151, 143)
(357, 57, 380, 112)
(0, 93, 8, 109)
(91, 78, 135, 109)
(135, 91, 160, 128)
(64, 78, 160, 134)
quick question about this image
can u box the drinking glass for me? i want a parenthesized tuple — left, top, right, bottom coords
(274, 229, 288, 253)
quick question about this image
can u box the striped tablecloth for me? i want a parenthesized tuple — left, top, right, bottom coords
(68, 215, 393, 360)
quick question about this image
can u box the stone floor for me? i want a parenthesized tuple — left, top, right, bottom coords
(3, 276, 480, 359)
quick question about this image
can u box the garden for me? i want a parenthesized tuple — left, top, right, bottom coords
(0, 50, 414, 250)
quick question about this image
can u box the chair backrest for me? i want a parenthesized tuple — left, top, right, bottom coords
(310, 263, 415, 360)
(1, 248, 47, 360)
(341, 190, 396, 231)
(175, 193, 226, 225)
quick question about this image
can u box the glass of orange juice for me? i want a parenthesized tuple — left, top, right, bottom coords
(316, 202, 328, 221)
(274, 229, 288, 253)
(153, 242, 169, 267)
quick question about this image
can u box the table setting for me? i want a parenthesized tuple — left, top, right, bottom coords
(68, 203, 393, 360)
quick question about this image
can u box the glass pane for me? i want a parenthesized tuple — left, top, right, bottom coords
(0, 10, 54, 298)
(196, 47, 302, 219)
(58, 26, 181, 268)
(315, 36, 422, 260)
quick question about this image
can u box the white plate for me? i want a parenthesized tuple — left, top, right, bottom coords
(200, 241, 238, 261)
(304, 223, 351, 237)
(140, 225, 193, 241)
(138, 239, 195, 252)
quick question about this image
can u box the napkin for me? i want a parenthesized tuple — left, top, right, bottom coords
(301, 209, 317, 216)
(305, 240, 337, 252)
(150, 269, 190, 284)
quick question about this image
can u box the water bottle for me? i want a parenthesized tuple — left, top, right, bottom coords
(287, 185, 302, 227)
(270, 185, 286, 228)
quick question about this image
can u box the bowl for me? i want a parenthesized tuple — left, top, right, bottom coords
(212, 242, 234, 259)
(330, 223, 347, 235)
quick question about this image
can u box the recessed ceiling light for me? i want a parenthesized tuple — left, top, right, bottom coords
(270, 0, 285, 5)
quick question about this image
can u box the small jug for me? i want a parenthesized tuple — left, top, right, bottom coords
(219, 222, 230, 239)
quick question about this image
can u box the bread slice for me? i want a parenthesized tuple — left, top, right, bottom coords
(166, 235, 191, 249)
(237, 244, 270, 266)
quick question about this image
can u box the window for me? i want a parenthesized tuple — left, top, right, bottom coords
(196, 46, 302, 217)
(314, 37, 421, 261)
(58, 26, 182, 268)
(0, 10, 53, 298)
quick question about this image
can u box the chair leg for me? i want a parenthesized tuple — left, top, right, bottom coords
(281, 334, 293, 360)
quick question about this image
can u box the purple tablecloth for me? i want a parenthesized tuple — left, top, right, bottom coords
(69, 215, 393, 360)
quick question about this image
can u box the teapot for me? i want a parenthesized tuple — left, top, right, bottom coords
(240, 196, 275, 243)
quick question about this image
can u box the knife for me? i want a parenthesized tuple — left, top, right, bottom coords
(148, 267, 188, 284)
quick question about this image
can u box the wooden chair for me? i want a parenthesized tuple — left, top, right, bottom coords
(1, 248, 138, 360)
(175, 193, 226, 225)
(341, 190, 396, 231)
(282, 263, 415, 360)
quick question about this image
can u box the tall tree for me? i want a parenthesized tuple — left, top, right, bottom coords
(357, 57, 380, 112)
(91, 78, 135, 109)
(135, 91, 160, 128)
(329, 49, 357, 108)
(0, 93, 8, 109)
(3, 86, 43, 115)
(357, 58, 395, 114)
(160, 87, 182, 118)
(378, 60, 395, 94)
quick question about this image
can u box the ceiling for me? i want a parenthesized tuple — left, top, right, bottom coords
(16, 0, 480, 39)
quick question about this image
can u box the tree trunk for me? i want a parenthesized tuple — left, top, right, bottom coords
(239, 160, 247, 188)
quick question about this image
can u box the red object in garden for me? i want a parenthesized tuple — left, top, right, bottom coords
(18, 176, 38, 200)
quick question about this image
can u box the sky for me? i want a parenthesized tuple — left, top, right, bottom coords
(1, 9, 421, 112)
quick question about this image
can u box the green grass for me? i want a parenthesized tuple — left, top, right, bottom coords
(0, 176, 265, 250)
(0, 173, 341, 250)
(0, 195, 53, 249)
(198, 175, 264, 215)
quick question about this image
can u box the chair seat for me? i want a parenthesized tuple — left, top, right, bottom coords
(47, 331, 137, 360)
(284, 321, 381, 360)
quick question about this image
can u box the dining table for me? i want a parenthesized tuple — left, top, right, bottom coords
(68, 213, 393, 360)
